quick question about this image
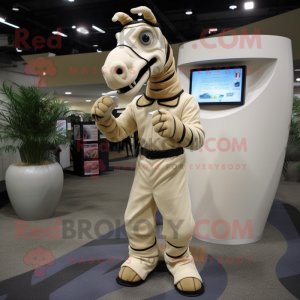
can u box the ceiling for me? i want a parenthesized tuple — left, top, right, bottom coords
(0, 0, 299, 103)
(0, 0, 300, 58)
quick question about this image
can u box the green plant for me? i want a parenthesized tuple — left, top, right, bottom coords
(283, 95, 300, 172)
(0, 82, 84, 165)
(82, 112, 93, 121)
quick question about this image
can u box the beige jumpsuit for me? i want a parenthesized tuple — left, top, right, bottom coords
(95, 91, 205, 284)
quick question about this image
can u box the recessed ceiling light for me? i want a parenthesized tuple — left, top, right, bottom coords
(64, 101, 69, 103)
(229, 5, 237, 10)
(52, 31, 68, 37)
(77, 27, 89, 34)
(137, 19, 143, 21)
(296, 78, 300, 82)
(295, 69, 300, 71)
(138, 13, 142, 16)
(97, 49, 102, 52)
(12, 6, 19, 11)
(68, 0, 74, 2)
(86, 100, 91, 102)
(93, 44, 98, 47)
(65, 92, 72, 94)
(209, 28, 218, 33)
(92, 25, 105, 33)
(244, 2, 254, 9)
(0, 18, 19, 28)
(186, 9, 192, 15)
(72, 25, 76, 29)
(16, 48, 22, 52)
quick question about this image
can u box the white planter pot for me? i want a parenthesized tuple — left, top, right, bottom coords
(5, 162, 63, 220)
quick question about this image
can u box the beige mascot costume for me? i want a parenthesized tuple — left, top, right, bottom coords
(92, 6, 205, 297)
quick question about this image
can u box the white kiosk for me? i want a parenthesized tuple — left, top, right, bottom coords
(178, 35, 293, 244)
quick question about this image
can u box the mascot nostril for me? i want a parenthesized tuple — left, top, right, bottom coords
(91, 5, 205, 298)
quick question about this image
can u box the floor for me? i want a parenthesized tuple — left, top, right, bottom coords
(0, 170, 299, 300)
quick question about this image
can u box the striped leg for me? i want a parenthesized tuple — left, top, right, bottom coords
(116, 159, 159, 286)
(152, 154, 204, 296)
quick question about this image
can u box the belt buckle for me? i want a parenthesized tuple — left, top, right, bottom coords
(147, 149, 157, 159)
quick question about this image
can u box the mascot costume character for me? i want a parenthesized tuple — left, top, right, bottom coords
(92, 6, 205, 297)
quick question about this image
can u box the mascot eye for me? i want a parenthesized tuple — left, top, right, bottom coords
(139, 32, 152, 45)
(35, 67, 38, 70)
(43, 67, 47, 71)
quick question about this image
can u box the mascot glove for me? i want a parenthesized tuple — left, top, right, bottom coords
(91, 96, 114, 124)
(152, 109, 184, 142)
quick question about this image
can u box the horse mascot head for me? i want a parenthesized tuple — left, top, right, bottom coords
(102, 6, 181, 101)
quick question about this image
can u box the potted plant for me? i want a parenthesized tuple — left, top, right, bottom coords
(283, 96, 300, 181)
(0, 82, 84, 220)
(82, 113, 94, 122)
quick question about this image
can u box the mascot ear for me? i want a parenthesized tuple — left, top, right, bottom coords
(130, 6, 157, 24)
(112, 12, 133, 25)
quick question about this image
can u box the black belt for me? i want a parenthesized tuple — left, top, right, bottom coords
(140, 147, 184, 159)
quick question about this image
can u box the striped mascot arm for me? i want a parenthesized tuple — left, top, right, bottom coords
(92, 96, 137, 142)
(152, 96, 205, 150)
(176, 95, 205, 150)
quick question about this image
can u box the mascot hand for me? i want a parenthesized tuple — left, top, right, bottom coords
(152, 109, 176, 138)
(91, 96, 114, 119)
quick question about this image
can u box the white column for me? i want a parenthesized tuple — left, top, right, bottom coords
(178, 35, 293, 244)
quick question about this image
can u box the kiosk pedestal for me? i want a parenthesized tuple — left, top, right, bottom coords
(177, 35, 293, 244)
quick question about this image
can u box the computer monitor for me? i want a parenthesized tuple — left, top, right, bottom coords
(190, 66, 246, 106)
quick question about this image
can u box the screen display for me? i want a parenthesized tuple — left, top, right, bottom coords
(190, 66, 246, 105)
